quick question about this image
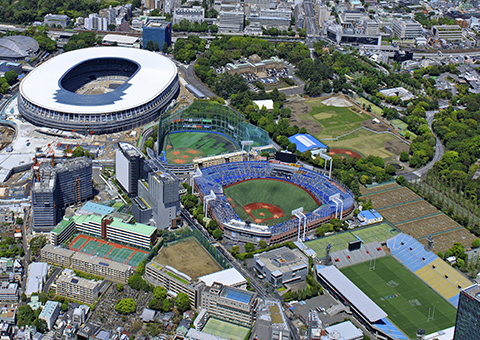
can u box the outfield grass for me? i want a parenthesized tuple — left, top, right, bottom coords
(202, 318, 250, 340)
(352, 224, 397, 244)
(306, 224, 398, 258)
(326, 129, 399, 159)
(306, 232, 357, 257)
(356, 97, 383, 115)
(223, 179, 318, 225)
(163, 131, 238, 164)
(305, 98, 369, 139)
(341, 256, 457, 338)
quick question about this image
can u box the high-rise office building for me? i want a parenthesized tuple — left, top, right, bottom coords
(115, 142, 144, 197)
(142, 21, 172, 48)
(32, 157, 93, 232)
(453, 284, 480, 340)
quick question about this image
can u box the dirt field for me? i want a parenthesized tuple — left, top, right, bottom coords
(329, 148, 362, 159)
(285, 101, 323, 136)
(153, 237, 223, 279)
(321, 96, 353, 107)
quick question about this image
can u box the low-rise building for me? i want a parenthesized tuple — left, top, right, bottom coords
(219, 11, 245, 32)
(198, 268, 247, 289)
(44, 14, 70, 28)
(102, 34, 141, 48)
(432, 25, 463, 41)
(201, 282, 258, 327)
(71, 252, 134, 283)
(392, 19, 423, 39)
(173, 6, 205, 24)
(49, 218, 76, 246)
(41, 244, 74, 267)
(357, 209, 383, 225)
(254, 247, 308, 286)
(56, 270, 101, 305)
(288, 134, 328, 156)
(39, 301, 61, 330)
(25, 262, 48, 297)
(0, 283, 18, 302)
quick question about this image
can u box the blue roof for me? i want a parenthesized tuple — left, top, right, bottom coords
(288, 134, 327, 153)
(78, 202, 115, 216)
(358, 210, 376, 220)
(222, 287, 253, 304)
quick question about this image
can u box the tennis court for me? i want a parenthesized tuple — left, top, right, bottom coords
(69, 234, 149, 267)
(202, 318, 250, 340)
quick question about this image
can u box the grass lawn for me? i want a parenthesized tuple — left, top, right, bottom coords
(163, 131, 238, 164)
(391, 119, 418, 139)
(326, 129, 399, 159)
(202, 318, 250, 340)
(304, 98, 370, 139)
(223, 179, 318, 225)
(352, 224, 398, 244)
(341, 256, 457, 338)
(306, 232, 357, 257)
(356, 97, 383, 115)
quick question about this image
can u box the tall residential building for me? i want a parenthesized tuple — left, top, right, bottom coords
(32, 157, 93, 232)
(133, 164, 180, 229)
(219, 11, 245, 32)
(318, 5, 330, 27)
(56, 270, 101, 305)
(85, 14, 108, 31)
(392, 19, 423, 39)
(453, 284, 480, 340)
(145, 0, 161, 9)
(142, 21, 172, 48)
(39, 301, 61, 330)
(115, 142, 145, 197)
(201, 282, 258, 327)
(173, 7, 205, 24)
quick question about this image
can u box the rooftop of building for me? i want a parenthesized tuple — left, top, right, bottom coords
(41, 244, 75, 257)
(50, 218, 76, 235)
(198, 268, 246, 287)
(72, 251, 132, 272)
(102, 34, 140, 44)
(57, 270, 101, 290)
(221, 285, 255, 304)
(255, 247, 308, 273)
(73, 213, 156, 238)
(75, 202, 115, 218)
(288, 133, 327, 152)
(39, 301, 60, 319)
(463, 283, 480, 301)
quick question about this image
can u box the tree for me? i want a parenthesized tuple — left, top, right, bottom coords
(136, 262, 145, 275)
(38, 292, 47, 304)
(400, 151, 409, 162)
(17, 305, 35, 327)
(244, 242, 255, 253)
(315, 227, 325, 237)
(33, 318, 48, 333)
(385, 164, 396, 175)
(162, 298, 172, 312)
(145, 40, 154, 51)
(4, 70, 18, 86)
(213, 229, 223, 240)
(115, 298, 136, 314)
(162, 42, 169, 53)
(108, 24, 116, 31)
(128, 273, 145, 290)
(117, 283, 124, 292)
(472, 239, 480, 249)
(230, 246, 240, 256)
(259, 240, 268, 249)
(175, 292, 190, 313)
(61, 302, 68, 312)
(153, 286, 166, 300)
(15, 217, 23, 225)
(154, 42, 159, 51)
(21, 292, 27, 302)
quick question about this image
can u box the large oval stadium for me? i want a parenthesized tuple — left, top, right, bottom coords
(194, 161, 355, 244)
(19, 47, 179, 134)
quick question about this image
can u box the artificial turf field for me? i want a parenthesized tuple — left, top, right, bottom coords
(223, 179, 319, 225)
(202, 318, 250, 340)
(340, 256, 457, 338)
(163, 131, 238, 164)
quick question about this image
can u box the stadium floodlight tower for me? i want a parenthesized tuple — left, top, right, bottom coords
(190, 168, 203, 195)
(329, 193, 344, 219)
(203, 190, 216, 217)
(292, 207, 307, 241)
(319, 153, 333, 178)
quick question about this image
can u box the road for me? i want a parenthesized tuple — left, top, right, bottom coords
(43, 267, 62, 293)
(177, 61, 216, 99)
(20, 207, 31, 299)
(413, 111, 444, 178)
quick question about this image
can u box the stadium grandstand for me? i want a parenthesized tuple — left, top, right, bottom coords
(194, 161, 354, 244)
(316, 265, 407, 340)
(19, 47, 179, 134)
(387, 233, 471, 307)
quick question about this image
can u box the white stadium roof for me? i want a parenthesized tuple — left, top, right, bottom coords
(19, 47, 177, 114)
(317, 265, 387, 323)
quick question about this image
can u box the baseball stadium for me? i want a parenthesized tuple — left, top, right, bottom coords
(157, 101, 272, 165)
(194, 161, 354, 244)
(18, 47, 179, 134)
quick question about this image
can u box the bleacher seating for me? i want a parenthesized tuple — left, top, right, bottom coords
(195, 161, 355, 236)
(387, 233, 471, 307)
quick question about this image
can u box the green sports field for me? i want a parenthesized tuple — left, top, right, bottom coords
(163, 131, 238, 164)
(341, 256, 457, 338)
(223, 179, 319, 225)
(306, 224, 397, 257)
(202, 318, 250, 340)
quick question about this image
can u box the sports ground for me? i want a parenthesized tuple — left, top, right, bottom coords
(341, 256, 457, 338)
(69, 234, 149, 267)
(153, 237, 223, 279)
(202, 318, 250, 340)
(306, 224, 397, 257)
(223, 179, 319, 225)
(163, 131, 238, 164)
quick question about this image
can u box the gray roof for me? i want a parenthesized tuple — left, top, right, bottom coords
(0, 36, 39, 59)
(317, 265, 387, 323)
